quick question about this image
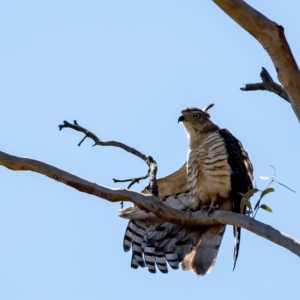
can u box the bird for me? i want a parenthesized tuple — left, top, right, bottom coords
(119, 104, 254, 275)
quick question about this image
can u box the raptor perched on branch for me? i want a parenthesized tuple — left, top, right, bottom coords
(120, 104, 254, 275)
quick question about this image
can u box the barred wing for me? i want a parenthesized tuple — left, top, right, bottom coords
(119, 165, 226, 275)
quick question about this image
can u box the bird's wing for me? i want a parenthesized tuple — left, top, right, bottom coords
(120, 164, 226, 275)
(219, 128, 254, 270)
(142, 163, 188, 197)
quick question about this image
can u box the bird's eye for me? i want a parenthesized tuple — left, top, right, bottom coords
(194, 113, 200, 119)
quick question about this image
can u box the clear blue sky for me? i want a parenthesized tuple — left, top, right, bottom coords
(1, 1, 300, 299)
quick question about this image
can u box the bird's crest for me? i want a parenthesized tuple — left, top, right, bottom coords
(202, 103, 214, 118)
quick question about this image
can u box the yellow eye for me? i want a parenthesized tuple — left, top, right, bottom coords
(194, 113, 200, 119)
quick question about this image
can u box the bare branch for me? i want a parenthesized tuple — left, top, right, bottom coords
(0, 150, 299, 258)
(113, 174, 149, 189)
(59, 120, 147, 160)
(241, 67, 290, 102)
(147, 156, 158, 197)
(212, 0, 300, 121)
(59, 120, 158, 194)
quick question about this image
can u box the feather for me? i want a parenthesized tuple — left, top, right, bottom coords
(190, 225, 225, 275)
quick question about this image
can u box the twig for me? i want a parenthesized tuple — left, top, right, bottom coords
(1, 150, 299, 258)
(59, 120, 158, 193)
(241, 67, 290, 102)
(113, 174, 149, 189)
(59, 121, 147, 160)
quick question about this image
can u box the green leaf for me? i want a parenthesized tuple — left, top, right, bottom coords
(261, 187, 275, 199)
(244, 188, 259, 199)
(260, 204, 273, 213)
(240, 197, 252, 214)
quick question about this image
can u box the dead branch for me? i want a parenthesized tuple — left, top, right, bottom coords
(241, 67, 290, 103)
(113, 174, 149, 189)
(0, 149, 300, 257)
(59, 120, 158, 195)
(212, 0, 300, 121)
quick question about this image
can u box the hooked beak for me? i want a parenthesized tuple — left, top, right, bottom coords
(178, 115, 185, 123)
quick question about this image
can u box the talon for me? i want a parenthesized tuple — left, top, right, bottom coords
(207, 204, 219, 216)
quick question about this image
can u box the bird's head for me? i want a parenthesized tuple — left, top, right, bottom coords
(178, 104, 216, 135)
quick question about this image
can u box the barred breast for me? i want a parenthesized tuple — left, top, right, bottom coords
(187, 131, 231, 209)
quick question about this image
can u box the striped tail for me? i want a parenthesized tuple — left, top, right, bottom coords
(123, 219, 179, 273)
(181, 225, 226, 275)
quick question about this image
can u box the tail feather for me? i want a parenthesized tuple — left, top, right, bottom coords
(155, 253, 168, 273)
(156, 232, 184, 253)
(123, 220, 138, 252)
(175, 243, 194, 263)
(132, 222, 159, 269)
(232, 225, 241, 271)
(149, 223, 184, 250)
(182, 225, 226, 275)
(144, 246, 156, 273)
(148, 223, 174, 243)
(165, 252, 179, 270)
(131, 255, 139, 269)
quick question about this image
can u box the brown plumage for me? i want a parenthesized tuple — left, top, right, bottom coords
(120, 104, 253, 275)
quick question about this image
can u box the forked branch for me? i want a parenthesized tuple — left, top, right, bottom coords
(241, 68, 290, 102)
(59, 120, 158, 195)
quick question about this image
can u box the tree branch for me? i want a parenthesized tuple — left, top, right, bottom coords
(113, 174, 149, 189)
(0, 150, 299, 257)
(241, 67, 290, 103)
(59, 120, 158, 195)
(212, 0, 300, 121)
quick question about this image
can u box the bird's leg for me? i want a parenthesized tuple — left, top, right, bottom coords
(207, 203, 219, 215)
(202, 200, 219, 215)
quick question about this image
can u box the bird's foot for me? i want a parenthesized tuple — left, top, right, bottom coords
(202, 204, 219, 216)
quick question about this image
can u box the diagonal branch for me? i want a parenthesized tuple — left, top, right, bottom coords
(0, 150, 300, 258)
(59, 120, 158, 195)
(241, 67, 290, 103)
(212, 0, 300, 121)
